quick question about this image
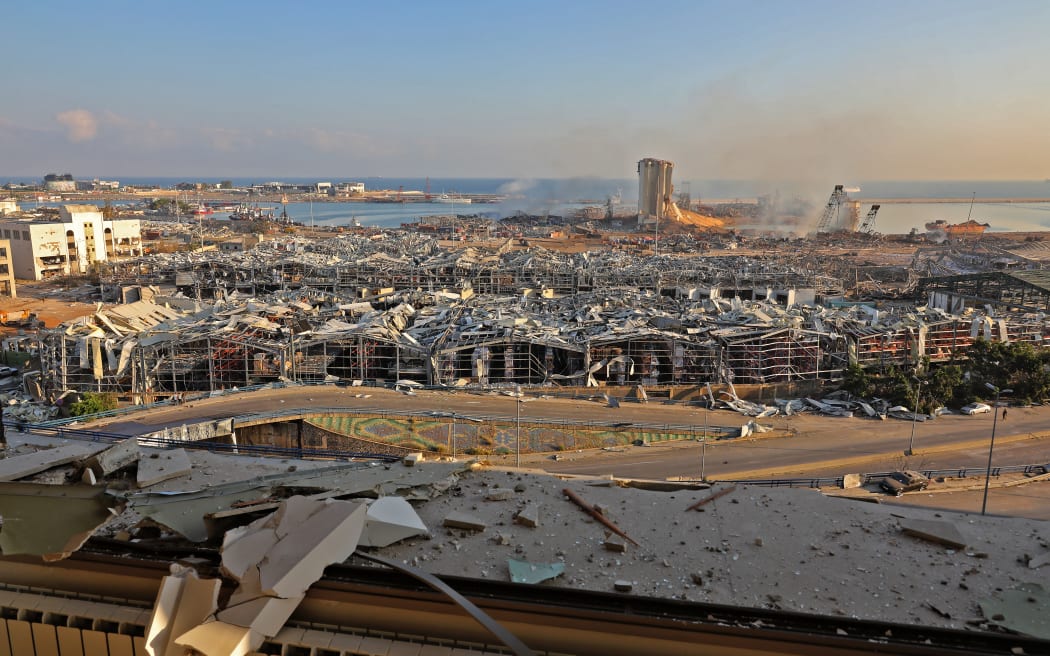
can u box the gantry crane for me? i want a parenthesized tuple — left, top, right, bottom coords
(815, 185, 849, 233)
(859, 204, 881, 234)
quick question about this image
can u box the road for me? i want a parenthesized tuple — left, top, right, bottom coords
(86, 385, 1050, 517)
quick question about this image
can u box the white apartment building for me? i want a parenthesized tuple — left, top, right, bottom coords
(0, 205, 142, 280)
(0, 239, 14, 297)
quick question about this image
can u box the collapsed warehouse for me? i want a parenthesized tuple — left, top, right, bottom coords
(31, 233, 1050, 401)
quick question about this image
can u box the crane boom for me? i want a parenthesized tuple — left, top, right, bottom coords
(815, 185, 849, 232)
(859, 204, 881, 233)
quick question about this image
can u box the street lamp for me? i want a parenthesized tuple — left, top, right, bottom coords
(981, 382, 1012, 515)
(700, 403, 709, 481)
(906, 379, 927, 456)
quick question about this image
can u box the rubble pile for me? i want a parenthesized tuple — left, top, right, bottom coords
(35, 264, 1050, 403)
(0, 434, 1046, 642)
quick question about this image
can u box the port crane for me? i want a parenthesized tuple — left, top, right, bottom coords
(815, 185, 849, 233)
(859, 204, 881, 234)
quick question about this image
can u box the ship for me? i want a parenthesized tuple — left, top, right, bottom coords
(924, 219, 989, 236)
(435, 193, 471, 205)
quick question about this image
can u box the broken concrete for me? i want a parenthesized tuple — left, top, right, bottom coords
(0, 481, 123, 561)
(137, 448, 192, 488)
(0, 442, 101, 482)
(171, 496, 368, 655)
(358, 496, 429, 548)
(443, 511, 487, 531)
(145, 568, 221, 656)
(979, 583, 1050, 640)
(900, 518, 968, 550)
(515, 502, 541, 528)
(82, 437, 140, 478)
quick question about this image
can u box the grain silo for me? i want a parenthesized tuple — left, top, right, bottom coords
(637, 158, 674, 223)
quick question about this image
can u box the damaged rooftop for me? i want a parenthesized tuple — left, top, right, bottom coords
(2, 224, 1050, 654)
(0, 406, 1047, 655)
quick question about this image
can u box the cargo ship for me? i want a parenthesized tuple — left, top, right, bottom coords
(924, 219, 989, 236)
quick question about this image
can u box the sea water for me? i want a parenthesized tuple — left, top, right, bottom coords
(15, 177, 1050, 234)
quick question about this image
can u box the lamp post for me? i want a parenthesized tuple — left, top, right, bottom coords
(515, 398, 521, 468)
(906, 379, 926, 456)
(981, 382, 1012, 515)
(700, 404, 709, 481)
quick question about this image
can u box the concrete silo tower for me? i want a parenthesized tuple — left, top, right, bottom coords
(637, 158, 674, 224)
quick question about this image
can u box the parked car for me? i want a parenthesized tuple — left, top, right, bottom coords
(961, 402, 992, 415)
(880, 470, 929, 496)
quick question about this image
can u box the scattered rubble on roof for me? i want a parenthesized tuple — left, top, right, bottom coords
(979, 583, 1050, 640)
(0, 423, 1047, 640)
(508, 558, 564, 585)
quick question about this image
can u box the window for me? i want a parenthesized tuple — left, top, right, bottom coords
(2, 229, 9, 239)
(22, 231, 29, 241)
(0, 247, 6, 257)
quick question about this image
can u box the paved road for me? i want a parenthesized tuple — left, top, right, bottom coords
(85, 385, 1050, 518)
(91, 385, 1050, 479)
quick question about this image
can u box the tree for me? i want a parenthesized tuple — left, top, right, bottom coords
(219, 180, 234, 189)
(841, 364, 872, 398)
(68, 392, 118, 417)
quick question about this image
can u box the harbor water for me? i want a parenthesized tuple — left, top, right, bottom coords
(16, 177, 1050, 234)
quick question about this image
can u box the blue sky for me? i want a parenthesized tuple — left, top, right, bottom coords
(2, 0, 1048, 180)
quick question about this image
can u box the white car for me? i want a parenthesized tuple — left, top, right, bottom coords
(961, 403, 992, 415)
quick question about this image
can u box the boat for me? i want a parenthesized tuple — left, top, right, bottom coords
(924, 219, 989, 236)
(191, 202, 213, 216)
(229, 203, 274, 221)
(435, 193, 471, 205)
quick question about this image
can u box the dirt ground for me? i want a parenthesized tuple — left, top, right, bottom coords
(0, 280, 106, 333)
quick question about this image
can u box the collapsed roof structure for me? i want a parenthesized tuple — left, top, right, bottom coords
(29, 234, 1050, 401)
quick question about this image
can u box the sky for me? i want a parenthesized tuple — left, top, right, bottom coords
(2, 0, 1049, 182)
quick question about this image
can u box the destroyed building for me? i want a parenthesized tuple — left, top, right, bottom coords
(27, 233, 1050, 401)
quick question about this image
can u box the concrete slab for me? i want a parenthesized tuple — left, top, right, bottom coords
(515, 503, 540, 528)
(900, 518, 968, 549)
(0, 443, 100, 482)
(83, 438, 139, 477)
(443, 511, 487, 531)
(136, 449, 191, 488)
(0, 482, 122, 561)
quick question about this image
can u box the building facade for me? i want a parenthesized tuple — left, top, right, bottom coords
(0, 205, 142, 280)
(0, 239, 14, 297)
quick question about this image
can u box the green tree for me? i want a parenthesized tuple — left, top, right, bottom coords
(841, 364, 872, 398)
(68, 392, 118, 417)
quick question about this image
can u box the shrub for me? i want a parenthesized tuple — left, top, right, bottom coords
(68, 392, 118, 417)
